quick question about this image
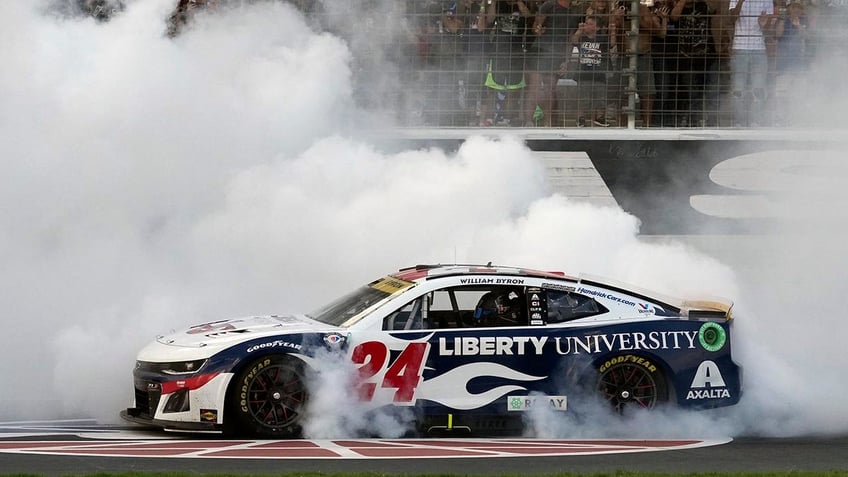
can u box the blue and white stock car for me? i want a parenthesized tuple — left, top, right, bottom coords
(121, 264, 741, 437)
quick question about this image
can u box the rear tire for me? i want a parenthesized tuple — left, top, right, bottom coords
(229, 355, 307, 437)
(596, 355, 668, 412)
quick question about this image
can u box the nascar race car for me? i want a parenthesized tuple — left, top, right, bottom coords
(121, 264, 741, 437)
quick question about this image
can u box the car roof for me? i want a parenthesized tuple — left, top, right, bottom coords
(392, 264, 577, 282)
(390, 264, 696, 316)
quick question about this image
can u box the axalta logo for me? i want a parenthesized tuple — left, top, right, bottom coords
(507, 395, 568, 412)
(687, 360, 731, 400)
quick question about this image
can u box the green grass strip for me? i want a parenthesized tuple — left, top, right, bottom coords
(5, 472, 848, 477)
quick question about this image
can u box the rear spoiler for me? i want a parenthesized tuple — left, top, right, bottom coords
(681, 299, 734, 321)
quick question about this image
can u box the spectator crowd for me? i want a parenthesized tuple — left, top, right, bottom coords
(410, 0, 828, 127)
(61, 0, 834, 128)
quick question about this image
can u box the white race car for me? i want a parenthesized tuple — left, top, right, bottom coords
(121, 264, 741, 437)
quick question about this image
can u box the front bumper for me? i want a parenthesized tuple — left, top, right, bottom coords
(124, 370, 232, 432)
(120, 407, 222, 432)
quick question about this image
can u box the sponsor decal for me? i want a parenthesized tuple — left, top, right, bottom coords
(530, 312, 544, 325)
(542, 282, 576, 292)
(246, 340, 303, 353)
(507, 395, 568, 411)
(637, 303, 656, 314)
(687, 360, 730, 400)
(698, 322, 727, 352)
(687, 388, 730, 399)
(527, 287, 546, 325)
(439, 336, 548, 356)
(577, 287, 637, 307)
(200, 409, 218, 423)
(554, 330, 697, 355)
(598, 354, 657, 374)
(458, 278, 525, 285)
(323, 333, 347, 347)
(436, 331, 698, 356)
(370, 277, 415, 294)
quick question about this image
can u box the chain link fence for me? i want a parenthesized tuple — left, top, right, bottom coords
(369, 0, 846, 129)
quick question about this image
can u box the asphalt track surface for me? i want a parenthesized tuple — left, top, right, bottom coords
(1, 424, 846, 475)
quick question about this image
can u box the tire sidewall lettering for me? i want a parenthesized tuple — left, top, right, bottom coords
(598, 354, 658, 374)
(239, 358, 272, 413)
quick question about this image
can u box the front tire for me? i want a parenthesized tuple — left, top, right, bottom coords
(230, 355, 307, 437)
(596, 355, 668, 412)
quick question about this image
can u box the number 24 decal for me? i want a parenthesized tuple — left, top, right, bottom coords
(351, 341, 429, 403)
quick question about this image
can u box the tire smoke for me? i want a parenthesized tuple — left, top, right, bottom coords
(2, 1, 846, 440)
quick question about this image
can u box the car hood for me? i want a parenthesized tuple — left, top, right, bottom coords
(138, 314, 336, 361)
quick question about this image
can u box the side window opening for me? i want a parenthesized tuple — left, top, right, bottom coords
(471, 288, 526, 327)
(384, 286, 532, 331)
(433, 286, 527, 329)
(545, 290, 607, 323)
(428, 289, 463, 328)
(383, 297, 425, 331)
(383, 287, 608, 330)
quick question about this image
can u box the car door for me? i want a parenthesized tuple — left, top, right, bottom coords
(346, 283, 609, 414)
(368, 284, 552, 414)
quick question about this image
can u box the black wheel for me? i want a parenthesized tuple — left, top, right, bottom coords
(596, 355, 667, 412)
(230, 355, 307, 437)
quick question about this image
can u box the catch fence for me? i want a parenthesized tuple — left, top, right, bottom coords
(355, 0, 845, 129)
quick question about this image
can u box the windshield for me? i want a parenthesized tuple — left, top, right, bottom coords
(307, 275, 416, 327)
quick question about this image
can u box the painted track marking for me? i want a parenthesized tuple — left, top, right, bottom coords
(0, 438, 732, 459)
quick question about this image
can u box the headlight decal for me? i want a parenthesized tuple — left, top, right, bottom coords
(160, 372, 220, 395)
(137, 359, 208, 375)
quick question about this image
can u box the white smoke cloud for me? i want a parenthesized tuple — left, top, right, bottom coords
(521, 393, 742, 439)
(1, 0, 359, 421)
(699, 148, 848, 436)
(301, 349, 415, 438)
(2, 0, 847, 440)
